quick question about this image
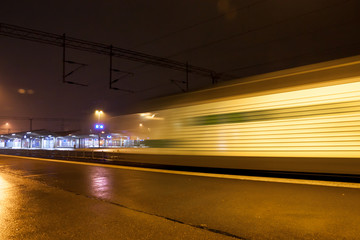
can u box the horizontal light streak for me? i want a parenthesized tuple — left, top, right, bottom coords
(171, 142, 360, 148)
(191, 103, 360, 126)
(130, 148, 360, 158)
(158, 146, 360, 151)
(169, 114, 360, 137)
(177, 136, 360, 143)
(169, 79, 360, 118)
(174, 112, 360, 130)
(175, 123, 360, 137)
(173, 93, 360, 119)
(141, 78, 360, 158)
(176, 127, 360, 138)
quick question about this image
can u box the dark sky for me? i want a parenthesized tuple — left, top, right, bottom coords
(1, 0, 360, 132)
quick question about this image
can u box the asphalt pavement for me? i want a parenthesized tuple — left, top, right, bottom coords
(0, 154, 359, 240)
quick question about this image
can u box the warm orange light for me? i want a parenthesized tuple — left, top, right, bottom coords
(134, 78, 360, 158)
(95, 110, 104, 122)
(0, 175, 10, 217)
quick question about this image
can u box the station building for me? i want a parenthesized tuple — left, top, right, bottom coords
(0, 129, 141, 149)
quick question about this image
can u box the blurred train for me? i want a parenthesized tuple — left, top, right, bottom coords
(110, 56, 360, 174)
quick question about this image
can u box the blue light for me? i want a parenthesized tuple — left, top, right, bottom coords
(95, 124, 104, 129)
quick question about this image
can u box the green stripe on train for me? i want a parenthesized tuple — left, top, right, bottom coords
(192, 100, 360, 126)
(143, 139, 178, 148)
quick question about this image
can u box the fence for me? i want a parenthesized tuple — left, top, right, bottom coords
(0, 148, 128, 163)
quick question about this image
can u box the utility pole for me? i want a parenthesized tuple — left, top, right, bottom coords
(0, 22, 236, 89)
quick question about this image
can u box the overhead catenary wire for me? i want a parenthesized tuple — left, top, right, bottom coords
(0, 22, 223, 81)
(0, 0, 357, 92)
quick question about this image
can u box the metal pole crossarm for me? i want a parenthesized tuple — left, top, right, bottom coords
(62, 33, 88, 86)
(110, 87, 134, 93)
(111, 68, 134, 83)
(111, 71, 134, 84)
(0, 22, 223, 79)
(64, 64, 88, 78)
(170, 79, 187, 92)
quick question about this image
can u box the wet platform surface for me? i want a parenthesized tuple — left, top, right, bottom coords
(1, 154, 360, 240)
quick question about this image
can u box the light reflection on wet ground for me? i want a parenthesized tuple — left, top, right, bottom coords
(89, 167, 113, 198)
(0, 174, 10, 222)
(0, 174, 22, 239)
(0, 175, 11, 234)
(0, 171, 233, 240)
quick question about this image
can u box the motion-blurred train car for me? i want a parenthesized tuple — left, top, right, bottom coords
(110, 56, 360, 174)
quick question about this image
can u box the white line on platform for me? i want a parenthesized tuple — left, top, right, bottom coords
(2, 154, 360, 189)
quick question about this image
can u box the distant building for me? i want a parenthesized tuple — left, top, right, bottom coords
(0, 129, 141, 149)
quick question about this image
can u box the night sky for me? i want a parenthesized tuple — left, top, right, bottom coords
(1, 0, 360, 132)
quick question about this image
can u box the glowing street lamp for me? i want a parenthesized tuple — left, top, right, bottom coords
(1, 122, 10, 134)
(95, 110, 103, 123)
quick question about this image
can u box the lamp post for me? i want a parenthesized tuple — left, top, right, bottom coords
(5, 123, 10, 134)
(95, 110, 103, 148)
